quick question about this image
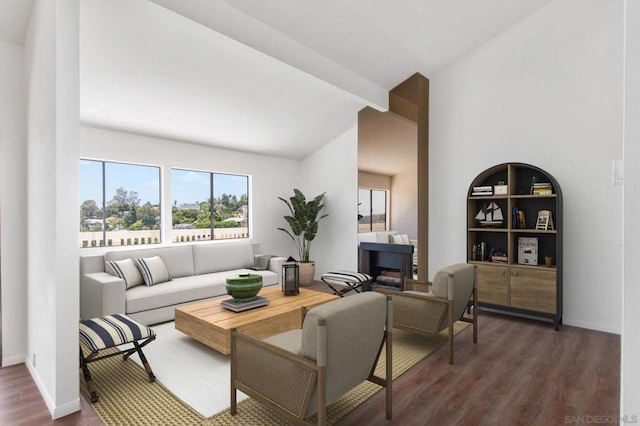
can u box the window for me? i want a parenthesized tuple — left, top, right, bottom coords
(358, 188, 387, 232)
(171, 169, 249, 242)
(79, 160, 161, 248)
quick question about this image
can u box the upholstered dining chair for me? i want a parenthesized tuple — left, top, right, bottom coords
(377, 263, 477, 364)
(230, 292, 392, 425)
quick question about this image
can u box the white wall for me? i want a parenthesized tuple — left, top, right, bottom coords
(622, 0, 640, 417)
(390, 163, 418, 240)
(358, 167, 418, 239)
(25, 0, 80, 418)
(80, 125, 299, 258)
(430, 0, 623, 332)
(299, 126, 358, 277)
(0, 40, 28, 367)
(358, 171, 390, 190)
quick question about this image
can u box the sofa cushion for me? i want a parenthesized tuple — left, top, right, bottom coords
(134, 256, 172, 286)
(356, 232, 378, 244)
(193, 242, 254, 275)
(105, 245, 195, 279)
(391, 234, 410, 245)
(263, 329, 303, 355)
(105, 258, 144, 289)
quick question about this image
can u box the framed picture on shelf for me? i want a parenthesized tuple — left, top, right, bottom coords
(518, 237, 538, 265)
(535, 210, 554, 230)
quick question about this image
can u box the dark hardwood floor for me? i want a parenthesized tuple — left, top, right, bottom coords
(0, 363, 102, 426)
(339, 309, 620, 425)
(0, 282, 620, 425)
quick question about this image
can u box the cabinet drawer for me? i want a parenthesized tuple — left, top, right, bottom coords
(476, 264, 508, 306)
(510, 268, 557, 314)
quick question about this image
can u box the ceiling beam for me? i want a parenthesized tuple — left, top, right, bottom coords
(148, 0, 389, 110)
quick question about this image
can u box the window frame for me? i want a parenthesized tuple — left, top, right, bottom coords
(171, 168, 250, 243)
(358, 187, 388, 232)
(79, 159, 162, 248)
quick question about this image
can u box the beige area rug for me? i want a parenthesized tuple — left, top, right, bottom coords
(80, 322, 469, 425)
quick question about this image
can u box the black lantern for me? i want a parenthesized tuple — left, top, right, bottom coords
(282, 259, 299, 296)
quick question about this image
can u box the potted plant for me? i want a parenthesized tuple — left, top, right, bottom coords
(277, 189, 328, 286)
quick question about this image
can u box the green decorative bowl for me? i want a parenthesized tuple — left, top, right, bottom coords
(225, 274, 263, 302)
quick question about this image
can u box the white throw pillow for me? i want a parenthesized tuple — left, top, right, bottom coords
(392, 234, 411, 245)
(134, 256, 172, 286)
(105, 258, 144, 289)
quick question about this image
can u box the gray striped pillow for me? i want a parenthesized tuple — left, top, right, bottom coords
(134, 256, 171, 286)
(105, 258, 144, 289)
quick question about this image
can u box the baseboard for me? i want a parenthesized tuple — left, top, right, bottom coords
(2, 353, 26, 367)
(25, 358, 80, 419)
(26, 359, 55, 416)
(53, 398, 81, 419)
(479, 307, 621, 334)
(562, 318, 621, 335)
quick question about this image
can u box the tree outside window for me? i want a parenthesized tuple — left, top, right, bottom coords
(79, 160, 161, 248)
(171, 169, 249, 242)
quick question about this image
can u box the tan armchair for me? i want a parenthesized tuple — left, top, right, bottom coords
(377, 263, 477, 364)
(230, 292, 392, 425)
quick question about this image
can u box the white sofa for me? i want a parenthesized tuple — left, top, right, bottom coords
(357, 231, 400, 244)
(80, 241, 285, 325)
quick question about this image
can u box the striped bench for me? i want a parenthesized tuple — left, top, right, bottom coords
(321, 270, 373, 297)
(79, 314, 156, 403)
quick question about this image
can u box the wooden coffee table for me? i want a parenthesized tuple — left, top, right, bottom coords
(175, 286, 338, 355)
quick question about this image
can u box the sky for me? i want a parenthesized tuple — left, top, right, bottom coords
(79, 160, 248, 207)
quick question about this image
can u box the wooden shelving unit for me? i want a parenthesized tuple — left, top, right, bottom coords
(467, 163, 562, 330)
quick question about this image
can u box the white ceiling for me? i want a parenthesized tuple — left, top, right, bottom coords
(2, 0, 555, 162)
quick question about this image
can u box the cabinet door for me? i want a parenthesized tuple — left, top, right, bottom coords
(510, 267, 557, 314)
(476, 264, 508, 306)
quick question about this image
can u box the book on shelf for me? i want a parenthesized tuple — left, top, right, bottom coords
(491, 255, 508, 263)
(512, 207, 530, 228)
(489, 249, 507, 263)
(533, 188, 553, 195)
(531, 182, 552, 195)
(517, 210, 526, 228)
(472, 186, 493, 196)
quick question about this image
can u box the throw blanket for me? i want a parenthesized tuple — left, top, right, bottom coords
(250, 254, 274, 271)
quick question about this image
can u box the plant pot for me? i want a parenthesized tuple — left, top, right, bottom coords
(298, 261, 315, 286)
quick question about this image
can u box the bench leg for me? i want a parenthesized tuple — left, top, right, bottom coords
(79, 347, 99, 403)
(322, 279, 363, 297)
(322, 279, 342, 296)
(122, 337, 156, 383)
(134, 341, 156, 383)
(337, 284, 360, 297)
